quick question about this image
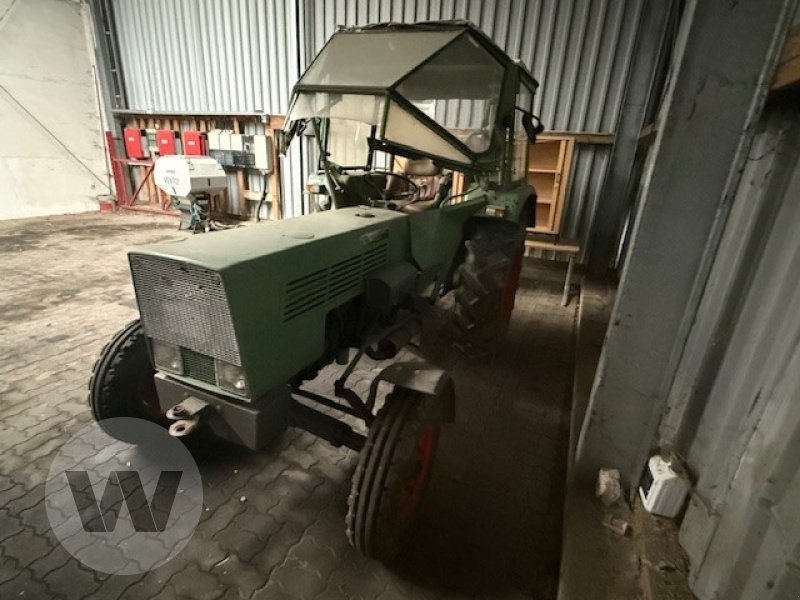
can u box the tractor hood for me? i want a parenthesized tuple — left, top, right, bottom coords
(128, 208, 408, 399)
(283, 20, 539, 173)
(130, 207, 405, 272)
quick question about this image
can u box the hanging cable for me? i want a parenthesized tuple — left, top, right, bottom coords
(256, 171, 269, 221)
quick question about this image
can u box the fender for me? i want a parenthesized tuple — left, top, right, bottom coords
(367, 361, 455, 423)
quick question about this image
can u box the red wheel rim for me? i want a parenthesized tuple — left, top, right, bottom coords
(399, 425, 439, 521)
(499, 243, 524, 331)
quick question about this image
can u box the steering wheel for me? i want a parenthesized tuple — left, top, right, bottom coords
(364, 170, 419, 203)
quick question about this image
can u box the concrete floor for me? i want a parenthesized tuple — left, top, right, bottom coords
(0, 212, 577, 599)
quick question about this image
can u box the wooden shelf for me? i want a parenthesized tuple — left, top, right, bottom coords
(525, 136, 575, 235)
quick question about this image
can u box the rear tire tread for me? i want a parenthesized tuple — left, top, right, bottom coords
(451, 221, 524, 353)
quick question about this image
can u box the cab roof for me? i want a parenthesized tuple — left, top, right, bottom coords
(295, 20, 539, 94)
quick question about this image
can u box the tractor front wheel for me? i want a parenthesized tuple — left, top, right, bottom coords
(88, 319, 163, 443)
(346, 388, 440, 560)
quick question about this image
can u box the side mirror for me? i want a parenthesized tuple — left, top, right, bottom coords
(522, 113, 545, 144)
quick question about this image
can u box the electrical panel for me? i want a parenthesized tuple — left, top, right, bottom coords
(232, 135, 255, 167)
(252, 135, 272, 171)
(229, 133, 244, 152)
(182, 131, 207, 156)
(206, 129, 224, 151)
(123, 128, 147, 159)
(156, 130, 181, 155)
(208, 130, 234, 166)
(206, 129, 271, 171)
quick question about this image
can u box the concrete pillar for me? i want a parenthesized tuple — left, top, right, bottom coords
(586, 0, 676, 276)
(575, 0, 797, 489)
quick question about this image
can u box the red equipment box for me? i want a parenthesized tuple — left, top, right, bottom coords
(156, 129, 180, 155)
(123, 127, 146, 159)
(182, 131, 207, 156)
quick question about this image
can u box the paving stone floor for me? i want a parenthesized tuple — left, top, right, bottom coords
(0, 212, 577, 599)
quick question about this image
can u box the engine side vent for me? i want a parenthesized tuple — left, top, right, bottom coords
(284, 267, 328, 321)
(283, 240, 388, 321)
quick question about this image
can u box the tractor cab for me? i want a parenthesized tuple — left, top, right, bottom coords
(281, 21, 542, 211)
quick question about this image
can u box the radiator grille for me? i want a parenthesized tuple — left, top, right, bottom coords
(283, 241, 388, 322)
(181, 348, 216, 385)
(130, 254, 241, 365)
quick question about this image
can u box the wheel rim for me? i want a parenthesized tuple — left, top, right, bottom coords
(399, 425, 438, 521)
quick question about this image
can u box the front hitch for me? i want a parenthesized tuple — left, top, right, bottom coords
(165, 396, 211, 438)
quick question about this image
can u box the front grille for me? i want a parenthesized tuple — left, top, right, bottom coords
(130, 254, 241, 366)
(181, 348, 216, 385)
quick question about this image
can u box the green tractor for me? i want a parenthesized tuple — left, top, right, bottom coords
(89, 21, 542, 560)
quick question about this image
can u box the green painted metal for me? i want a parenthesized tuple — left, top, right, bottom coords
(129, 21, 539, 403)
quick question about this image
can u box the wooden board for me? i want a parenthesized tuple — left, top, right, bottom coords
(772, 24, 800, 90)
(524, 238, 580, 255)
(540, 131, 615, 145)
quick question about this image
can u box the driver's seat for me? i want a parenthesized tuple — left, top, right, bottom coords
(386, 158, 446, 211)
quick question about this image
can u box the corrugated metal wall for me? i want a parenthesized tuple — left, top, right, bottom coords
(113, 0, 300, 114)
(110, 0, 659, 246)
(657, 99, 800, 600)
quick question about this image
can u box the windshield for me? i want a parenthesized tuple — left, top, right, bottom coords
(395, 33, 505, 153)
(283, 24, 536, 171)
(287, 93, 385, 124)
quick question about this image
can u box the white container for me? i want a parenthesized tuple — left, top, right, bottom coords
(639, 454, 691, 518)
(153, 155, 227, 199)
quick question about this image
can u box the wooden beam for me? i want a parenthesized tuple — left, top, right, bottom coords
(524, 238, 580, 255)
(232, 117, 247, 217)
(772, 23, 800, 90)
(540, 131, 615, 145)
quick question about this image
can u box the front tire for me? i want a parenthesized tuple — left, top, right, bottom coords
(88, 319, 162, 443)
(346, 388, 440, 560)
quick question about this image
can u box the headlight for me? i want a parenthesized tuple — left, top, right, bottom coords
(215, 360, 249, 397)
(152, 340, 183, 375)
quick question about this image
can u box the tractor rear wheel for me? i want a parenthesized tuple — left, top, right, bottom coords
(346, 388, 440, 560)
(88, 319, 162, 443)
(452, 220, 525, 355)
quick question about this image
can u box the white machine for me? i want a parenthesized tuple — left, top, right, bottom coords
(153, 156, 227, 232)
(639, 454, 691, 518)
